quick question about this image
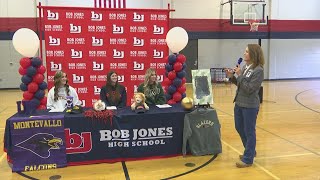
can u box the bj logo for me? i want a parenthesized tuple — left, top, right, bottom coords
(113, 24, 124, 34)
(133, 61, 144, 71)
(133, 37, 144, 47)
(91, 11, 102, 21)
(72, 74, 84, 83)
(113, 49, 124, 59)
(48, 36, 60, 46)
(65, 129, 92, 154)
(153, 25, 164, 35)
(94, 86, 101, 95)
(70, 24, 81, 33)
(153, 49, 164, 58)
(47, 10, 59, 20)
(93, 61, 104, 71)
(133, 12, 144, 22)
(71, 49, 82, 59)
(50, 62, 61, 71)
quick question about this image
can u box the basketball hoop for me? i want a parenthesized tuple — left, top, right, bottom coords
(249, 20, 259, 32)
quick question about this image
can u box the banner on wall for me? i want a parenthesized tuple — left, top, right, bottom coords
(42, 7, 169, 107)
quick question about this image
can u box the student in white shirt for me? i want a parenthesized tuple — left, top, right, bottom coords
(47, 70, 81, 110)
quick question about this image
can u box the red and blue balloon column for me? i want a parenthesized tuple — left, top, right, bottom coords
(163, 53, 187, 104)
(19, 57, 47, 109)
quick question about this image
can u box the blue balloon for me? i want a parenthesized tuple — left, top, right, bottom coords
(30, 98, 40, 107)
(21, 75, 32, 84)
(173, 78, 182, 87)
(177, 70, 186, 78)
(165, 93, 172, 101)
(168, 85, 177, 94)
(20, 83, 28, 91)
(165, 71, 169, 77)
(34, 90, 45, 99)
(182, 63, 187, 70)
(31, 57, 42, 68)
(182, 93, 187, 99)
(39, 81, 48, 90)
(165, 63, 173, 72)
(168, 54, 177, 65)
(27, 66, 37, 77)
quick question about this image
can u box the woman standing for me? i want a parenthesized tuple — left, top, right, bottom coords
(100, 71, 127, 107)
(137, 68, 166, 106)
(225, 44, 265, 168)
(47, 70, 81, 110)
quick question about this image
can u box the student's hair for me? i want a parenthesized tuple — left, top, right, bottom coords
(143, 68, 157, 87)
(53, 70, 70, 101)
(248, 44, 265, 69)
(106, 71, 118, 86)
(143, 68, 159, 95)
(105, 71, 121, 104)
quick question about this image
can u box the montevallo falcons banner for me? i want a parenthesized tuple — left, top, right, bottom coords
(42, 7, 169, 107)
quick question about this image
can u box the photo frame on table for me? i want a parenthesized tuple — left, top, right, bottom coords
(191, 69, 213, 105)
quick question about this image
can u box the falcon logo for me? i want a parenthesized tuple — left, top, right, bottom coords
(15, 133, 63, 158)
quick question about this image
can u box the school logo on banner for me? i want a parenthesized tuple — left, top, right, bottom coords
(15, 133, 63, 158)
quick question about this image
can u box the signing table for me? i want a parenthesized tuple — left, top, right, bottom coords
(4, 105, 187, 171)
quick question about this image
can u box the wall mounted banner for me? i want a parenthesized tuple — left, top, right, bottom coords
(42, 6, 169, 107)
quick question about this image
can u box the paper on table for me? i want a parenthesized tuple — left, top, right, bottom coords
(156, 104, 172, 108)
(106, 106, 117, 110)
(49, 108, 65, 112)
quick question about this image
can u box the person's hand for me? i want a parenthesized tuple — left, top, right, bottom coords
(234, 65, 241, 76)
(224, 68, 234, 78)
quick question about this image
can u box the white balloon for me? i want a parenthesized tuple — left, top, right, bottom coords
(166, 27, 189, 53)
(12, 28, 40, 57)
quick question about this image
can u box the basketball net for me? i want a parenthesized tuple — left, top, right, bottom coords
(249, 20, 259, 32)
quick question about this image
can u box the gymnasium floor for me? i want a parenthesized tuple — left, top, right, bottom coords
(0, 80, 320, 180)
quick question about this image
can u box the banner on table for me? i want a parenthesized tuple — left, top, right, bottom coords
(9, 115, 66, 172)
(42, 7, 169, 107)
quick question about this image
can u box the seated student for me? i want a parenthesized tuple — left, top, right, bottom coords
(47, 70, 81, 110)
(100, 71, 127, 107)
(137, 68, 166, 106)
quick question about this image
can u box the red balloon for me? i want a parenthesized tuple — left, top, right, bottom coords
(164, 86, 169, 93)
(40, 96, 47, 105)
(33, 73, 45, 84)
(177, 54, 186, 63)
(167, 99, 176, 105)
(168, 71, 176, 80)
(181, 77, 187, 84)
(163, 78, 172, 86)
(18, 66, 27, 75)
(37, 65, 46, 74)
(178, 85, 186, 94)
(173, 92, 182, 102)
(23, 91, 34, 100)
(28, 82, 39, 93)
(19, 57, 31, 69)
(173, 62, 183, 72)
(37, 105, 46, 110)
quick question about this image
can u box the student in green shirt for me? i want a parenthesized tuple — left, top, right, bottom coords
(137, 68, 166, 106)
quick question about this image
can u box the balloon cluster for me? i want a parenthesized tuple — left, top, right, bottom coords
(19, 57, 47, 109)
(163, 54, 187, 104)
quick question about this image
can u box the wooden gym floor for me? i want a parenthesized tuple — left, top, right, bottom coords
(0, 79, 320, 180)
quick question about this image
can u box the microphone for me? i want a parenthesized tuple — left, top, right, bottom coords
(232, 58, 243, 74)
(237, 58, 243, 67)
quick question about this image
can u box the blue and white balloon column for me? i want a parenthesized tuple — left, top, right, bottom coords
(164, 27, 189, 104)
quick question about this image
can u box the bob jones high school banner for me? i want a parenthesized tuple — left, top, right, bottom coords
(42, 6, 169, 107)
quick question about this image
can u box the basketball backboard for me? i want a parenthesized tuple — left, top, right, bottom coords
(231, 0, 268, 25)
